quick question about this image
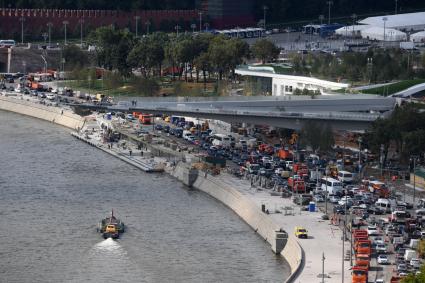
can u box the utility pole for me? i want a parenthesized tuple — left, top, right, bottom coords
(47, 22, 53, 48)
(175, 25, 181, 37)
(20, 16, 25, 44)
(145, 20, 151, 35)
(63, 20, 69, 45)
(327, 1, 333, 25)
(263, 5, 268, 29)
(199, 11, 203, 33)
(319, 14, 325, 25)
(134, 16, 140, 38)
(79, 18, 84, 47)
(382, 17, 388, 43)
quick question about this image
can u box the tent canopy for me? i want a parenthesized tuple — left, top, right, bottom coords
(361, 26, 407, 41)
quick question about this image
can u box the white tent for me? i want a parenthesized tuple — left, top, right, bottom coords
(410, 31, 425, 43)
(359, 11, 425, 32)
(335, 25, 370, 37)
(361, 26, 407, 41)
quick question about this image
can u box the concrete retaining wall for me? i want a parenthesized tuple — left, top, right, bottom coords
(0, 96, 85, 130)
(169, 162, 303, 282)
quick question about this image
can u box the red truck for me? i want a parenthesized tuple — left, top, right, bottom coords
(288, 177, 306, 193)
(352, 266, 368, 283)
(293, 163, 308, 177)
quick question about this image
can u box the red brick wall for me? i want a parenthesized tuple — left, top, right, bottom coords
(0, 8, 199, 39)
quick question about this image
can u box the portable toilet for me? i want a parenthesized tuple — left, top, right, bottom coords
(309, 201, 316, 212)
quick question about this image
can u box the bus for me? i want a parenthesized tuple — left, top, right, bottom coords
(0, 40, 16, 48)
(321, 177, 343, 195)
(337, 170, 353, 183)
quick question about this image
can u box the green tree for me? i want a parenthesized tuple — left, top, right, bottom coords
(63, 44, 89, 69)
(251, 39, 280, 64)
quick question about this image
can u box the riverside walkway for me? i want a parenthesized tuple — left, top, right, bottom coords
(213, 172, 353, 283)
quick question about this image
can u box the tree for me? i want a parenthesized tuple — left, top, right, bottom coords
(63, 44, 89, 69)
(251, 39, 280, 64)
(401, 263, 425, 282)
(208, 35, 233, 80)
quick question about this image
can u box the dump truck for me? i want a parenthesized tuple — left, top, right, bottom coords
(288, 176, 306, 193)
(352, 266, 368, 283)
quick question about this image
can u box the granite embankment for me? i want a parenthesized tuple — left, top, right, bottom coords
(168, 163, 303, 283)
(0, 96, 84, 130)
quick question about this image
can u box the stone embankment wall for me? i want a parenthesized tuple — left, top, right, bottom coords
(0, 96, 84, 130)
(168, 162, 303, 282)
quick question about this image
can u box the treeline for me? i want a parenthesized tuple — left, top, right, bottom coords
(85, 27, 278, 82)
(290, 49, 425, 84)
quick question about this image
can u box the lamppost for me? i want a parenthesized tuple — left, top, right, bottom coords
(319, 14, 324, 26)
(358, 137, 362, 176)
(175, 25, 181, 37)
(63, 20, 69, 45)
(199, 11, 203, 33)
(395, 0, 398, 15)
(263, 5, 268, 29)
(145, 20, 151, 35)
(411, 155, 419, 208)
(382, 17, 388, 43)
(321, 252, 326, 283)
(342, 197, 347, 283)
(326, 1, 333, 25)
(380, 144, 385, 177)
(47, 22, 53, 48)
(19, 16, 25, 44)
(351, 14, 357, 37)
(42, 32, 48, 45)
(134, 16, 140, 38)
(79, 18, 84, 47)
(191, 23, 196, 33)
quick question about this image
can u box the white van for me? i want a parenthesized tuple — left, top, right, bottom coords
(212, 134, 231, 148)
(375, 198, 395, 213)
(182, 130, 192, 140)
(321, 177, 343, 195)
(337, 170, 353, 183)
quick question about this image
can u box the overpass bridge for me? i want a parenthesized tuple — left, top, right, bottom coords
(73, 94, 396, 131)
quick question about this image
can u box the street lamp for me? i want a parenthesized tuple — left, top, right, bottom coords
(199, 11, 203, 33)
(263, 5, 268, 29)
(326, 1, 333, 25)
(319, 14, 325, 26)
(382, 17, 388, 43)
(395, 0, 398, 15)
(42, 32, 48, 45)
(175, 25, 181, 37)
(410, 155, 419, 208)
(134, 16, 140, 38)
(79, 18, 84, 47)
(358, 137, 362, 176)
(63, 20, 69, 45)
(47, 22, 53, 48)
(145, 20, 151, 35)
(19, 16, 25, 44)
(380, 144, 385, 177)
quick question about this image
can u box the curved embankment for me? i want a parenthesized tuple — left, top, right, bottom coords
(169, 163, 303, 282)
(0, 97, 303, 282)
(0, 96, 84, 130)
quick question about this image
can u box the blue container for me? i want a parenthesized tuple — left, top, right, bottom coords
(106, 113, 112, 120)
(309, 201, 316, 212)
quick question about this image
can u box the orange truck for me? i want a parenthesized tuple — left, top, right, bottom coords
(133, 112, 142, 119)
(293, 163, 308, 177)
(355, 254, 370, 269)
(352, 266, 368, 283)
(139, 114, 152, 124)
(355, 240, 371, 256)
(288, 177, 306, 193)
(277, 149, 293, 160)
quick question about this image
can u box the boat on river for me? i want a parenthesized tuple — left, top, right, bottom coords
(97, 210, 125, 239)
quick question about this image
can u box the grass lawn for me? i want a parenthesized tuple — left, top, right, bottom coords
(361, 79, 425, 96)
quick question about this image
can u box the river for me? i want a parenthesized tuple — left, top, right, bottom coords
(0, 110, 289, 283)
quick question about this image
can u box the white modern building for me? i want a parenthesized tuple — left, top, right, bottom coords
(360, 26, 407, 41)
(358, 12, 425, 32)
(410, 31, 425, 43)
(235, 66, 349, 96)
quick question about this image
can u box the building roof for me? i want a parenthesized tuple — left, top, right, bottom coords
(359, 11, 425, 30)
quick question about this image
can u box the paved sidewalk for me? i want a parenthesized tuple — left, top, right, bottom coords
(215, 173, 353, 283)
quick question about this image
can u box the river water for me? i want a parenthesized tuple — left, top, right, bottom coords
(0, 110, 289, 283)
